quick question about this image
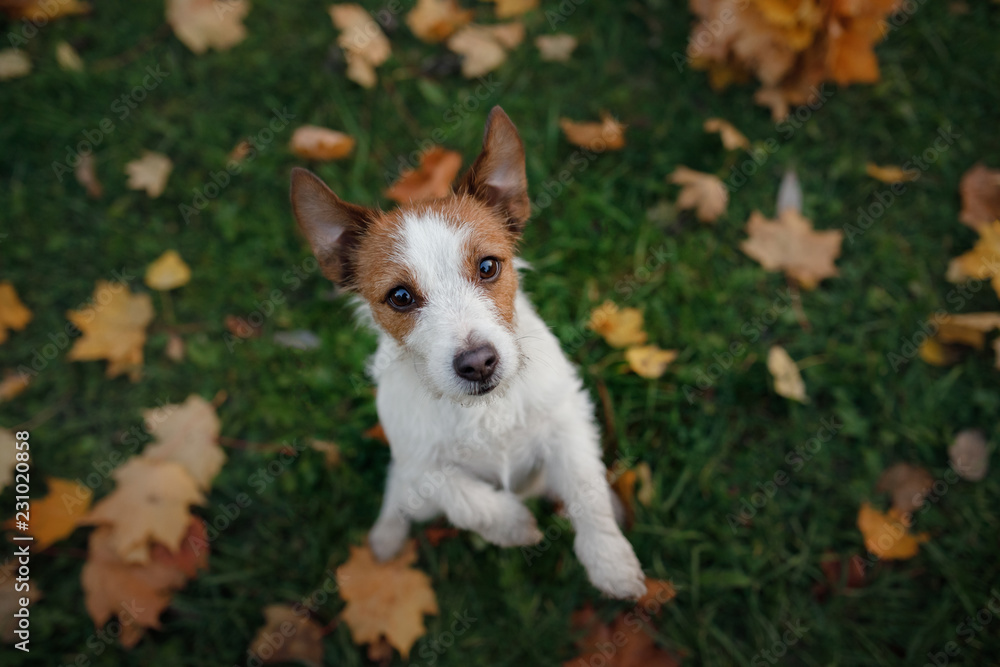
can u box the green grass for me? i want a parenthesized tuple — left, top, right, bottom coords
(2, 1, 1000, 665)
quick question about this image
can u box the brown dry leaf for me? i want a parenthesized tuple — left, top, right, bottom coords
(610, 468, 637, 526)
(142, 395, 225, 491)
(0, 560, 41, 642)
(588, 301, 647, 349)
(337, 541, 439, 659)
(488, 0, 537, 18)
(668, 166, 728, 223)
(559, 113, 626, 151)
(703, 118, 750, 150)
(487, 21, 525, 49)
(0, 371, 30, 402)
(75, 153, 103, 198)
(936, 313, 1000, 349)
(535, 34, 577, 62)
(946, 220, 1000, 298)
(767, 346, 807, 403)
(3, 478, 91, 550)
(447, 24, 509, 78)
(364, 423, 389, 445)
(330, 3, 391, 88)
(290, 125, 355, 161)
(856, 502, 929, 561)
(865, 163, 920, 184)
(309, 439, 341, 468)
(83, 458, 205, 564)
(145, 250, 191, 291)
(949, 429, 989, 482)
(406, 0, 472, 43)
(55, 41, 84, 71)
(0, 281, 32, 344)
(0, 48, 30, 80)
(563, 602, 681, 667)
(625, 345, 678, 379)
(959, 163, 1000, 230)
(386, 147, 462, 203)
(247, 604, 325, 667)
(0, 0, 90, 20)
(740, 209, 843, 289)
(166, 0, 249, 54)
(0, 429, 16, 494)
(875, 463, 933, 515)
(639, 577, 677, 607)
(125, 151, 172, 198)
(67, 281, 154, 381)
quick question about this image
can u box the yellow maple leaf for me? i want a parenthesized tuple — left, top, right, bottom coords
(625, 345, 678, 379)
(142, 395, 225, 491)
(0, 281, 32, 344)
(740, 208, 843, 289)
(669, 166, 729, 223)
(67, 281, 154, 381)
(337, 541, 438, 659)
(145, 250, 191, 291)
(166, 0, 249, 54)
(4, 478, 91, 550)
(856, 502, 929, 560)
(588, 301, 647, 348)
(406, 0, 472, 43)
(947, 220, 1000, 300)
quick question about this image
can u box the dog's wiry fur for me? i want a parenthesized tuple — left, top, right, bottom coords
(289, 107, 646, 599)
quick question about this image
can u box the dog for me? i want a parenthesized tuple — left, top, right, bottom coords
(289, 106, 646, 599)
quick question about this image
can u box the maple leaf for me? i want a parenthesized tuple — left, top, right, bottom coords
(75, 152, 102, 198)
(166, 0, 249, 54)
(406, 0, 472, 43)
(740, 208, 843, 289)
(3, 478, 91, 550)
(0, 371, 30, 402)
(142, 395, 225, 491)
(563, 600, 681, 667)
(703, 117, 749, 150)
(949, 429, 989, 482)
(625, 345, 678, 379)
(948, 220, 1000, 300)
(446, 23, 524, 78)
(330, 3, 391, 89)
(767, 346, 807, 403)
(84, 458, 205, 564)
(290, 125, 356, 161)
(559, 113, 626, 151)
(875, 463, 933, 515)
(247, 604, 325, 667)
(67, 281, 154, 381)
(865, 163, 920, 184)
(856, 502, 929, 561)
(936, 312, 1000, 349)
(0, 560, 42, 643)
(0, 428, 15, 494)
(668, 166, 728, 223)
(535, 34, 578, 62)
(0, 281, 32, 344)
(336, 541, 439, 659)
(589, 301, 647, 348)
(959, 163, 1000, 230)
(385, 147, 462, 203)
(488, 0, 537, 18)
(145, 250, 191, 291)
(125, 151, 173, 198)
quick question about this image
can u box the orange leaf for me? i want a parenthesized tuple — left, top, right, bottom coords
(865, 163, 920, 184)
(406, 0, 472, 43)
(290, 125, 356, 161)
(330, 3, 391, 88)
(588, 301, 647, 348)
(856, 502, 928, 561)
(740, 209, 843, 289)
(166, 0, 248, 54)
(625, 345, 678, 379)
(0, 281, 32, 345)
(247, 604, 325, 667)
(559, 113, 626, 151)
(66, 281, 154, 381)
(703, 118, 750, 150)
(959, 163, 1000, 230)
(4, 478, 91, 551)
(385, 147, 462, 203)
(142, 395, 225, 491)
(668, 166, 728, 223)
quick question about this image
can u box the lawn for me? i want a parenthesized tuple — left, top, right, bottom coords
(2, 0, 1000, 665)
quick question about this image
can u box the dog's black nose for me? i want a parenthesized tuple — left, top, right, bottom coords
(453, 344, 498, 383)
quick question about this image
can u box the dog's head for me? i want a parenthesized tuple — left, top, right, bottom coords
(290, 106, 530, 402)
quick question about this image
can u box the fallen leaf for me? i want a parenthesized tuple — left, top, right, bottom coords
(668, 166, 728, 223)
(936, 312, 1000, 349)
(703, 118, 749, 150)
(589, 301, 647, 348)
(918, 337, 962, 367)
(142, 395, 225, 491)
(309, 439, 341, 468)
(487, 21, 525, 49)
(385, 147, 462, 203)
(638, 577, 677, 607)
(125, 151, 172, 198)
(0, 48, 30, 80)
(67, 281, 154, 381)
(559, 113, 626, 151)
(535, 33, 577, 62)
(229, 139, 252, 163)
(946, 220, 1000, 299)
(75, 153, 103, 198)
(610, 468, 637, 526)
(865, 163, 920, 184)
(487, 0, 537, 18)
(83, 458, 205, 564)
(563, 601, 681, 667)
(364, 423, 389, 445)
(337, 541, 438, 659)
(856, 502, 929, 561)
(446, 24, 509, 78)
(959, 163, 1000, 230)
(3, 478, 91, 550)
(0, 281, 32, 344)
(875, 463, 933, 515)
(152, 518, 210, 578)
(625, 345, 678, 379)
(166, 0, 249, 54)
(330, 3, 392, 88)
(406, 0, 472, 43)
(247, 604, 325, 667)
(0, 371, 30, 401)
(0, 0, 90, 20)
(290, 125, 356, 161)
(55, 40, 84, 71)
(949, 429, 989, 482)
(634, 462, 654, 507)
(767, 346, 807, 403)
(0, 560, 41, 643)
(740, 209, 843, 289)
(165, 334, 185, 362)
(0, 429, 15, 494)
(145, 250, 191, 291)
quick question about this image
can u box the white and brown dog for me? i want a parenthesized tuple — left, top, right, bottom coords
(290, 106, 645, 599)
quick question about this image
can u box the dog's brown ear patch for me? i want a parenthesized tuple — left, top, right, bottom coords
(289, 167, 375, 287)
(457, 106, 530, 235)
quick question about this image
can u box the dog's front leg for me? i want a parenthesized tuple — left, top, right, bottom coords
(440, 471, 543, 548)
(369, 462, 414, 561)
(545, 419, 646, 599)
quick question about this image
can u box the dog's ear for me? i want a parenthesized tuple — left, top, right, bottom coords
(290, 167, 374, 287)
(457, 106, 530, 235)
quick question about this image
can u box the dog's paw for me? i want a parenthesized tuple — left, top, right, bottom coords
(575, 532, 646, 600)
(480, 503, 543, 547)
(368, 520, 409, 562)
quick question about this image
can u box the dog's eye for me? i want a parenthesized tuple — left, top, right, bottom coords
(387, 287, 415, 310)
(478, 257, 500, 281)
